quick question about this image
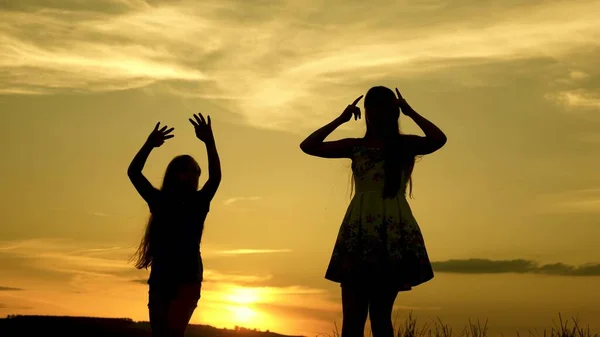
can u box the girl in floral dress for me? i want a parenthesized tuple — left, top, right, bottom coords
(300, 86, 447, 337)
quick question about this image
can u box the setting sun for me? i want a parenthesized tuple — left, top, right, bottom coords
(2, 0, 600, 336)
(230, 305, 257, 323)
(225, 287, 261, 305)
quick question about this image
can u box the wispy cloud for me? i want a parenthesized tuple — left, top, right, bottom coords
(546, 89, 600, 110)
(131, 269, 274, 286)
(432, 258, 600, 276)
(2, 0, 600, 130)
(210, 248, 293, 256)
(223, 196, 261, 206)
(0, 286, 24, 291)
(533, 187, 600, 213)
(0, 2, 209, 93)
(90, 212, 110, 217)
(0, 238, 136, 283)
(202, 269, 274, 284)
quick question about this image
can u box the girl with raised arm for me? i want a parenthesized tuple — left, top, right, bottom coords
(300, 86, 446, 337)
(127, 113, 222, 337)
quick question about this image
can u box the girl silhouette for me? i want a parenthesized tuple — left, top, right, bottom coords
(127, 113, 221, 337)
(300, 86, 447, 337)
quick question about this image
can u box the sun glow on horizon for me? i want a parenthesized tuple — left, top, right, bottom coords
(213, 286, 268, 328)
(229, 305, 258, 323)
(225, 287, 262, 305)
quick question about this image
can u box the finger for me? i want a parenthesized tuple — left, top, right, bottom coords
(395, 88, 403, 99)
(207, 115, 211, 127)
(189, 118, 199, 127)
(194, 114, 202, 125)
(159, 125, 168, 132)
(163, 127, 175, 135)
(164, 134, 174, 140)
(351, 95, 364, 106)
(198, 113, 206, 125)
(154, 122, 160, 131)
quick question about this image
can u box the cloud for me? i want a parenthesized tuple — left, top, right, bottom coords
(0, 286, 24, 291)
(131, 269, 328, 296)
(131, 278, 147, 285)
(533, 187, 600, 213)
(202, 270, 273, 284)
(209, 248, 293, 256)
(130, 269, 319, 295)
(432, 258, 600, 276)
(0, 0, 143, 13)
(223, 196, 261, 206)
(2, 0, 600, 131)
(0, 3, 209, 94)
(0, 238, 138, 284)
(546, 89, 600, 110)
(90, 212, 110, 217)
(131, 270, 273, 286)
(570, 70, 590, 80)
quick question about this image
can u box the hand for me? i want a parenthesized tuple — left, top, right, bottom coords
(189, 113, 214, 143)
(146, 122, 174, 148)
(338, 95, 363, 123)
(395, 88, 415, 116)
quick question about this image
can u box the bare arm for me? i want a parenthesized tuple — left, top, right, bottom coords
(396, 88, 447, 155)
(201, 139, 221, 201)
(403, 110, 447, 155)
(190, 113, 221, 201)
(300, 95, 363, 159)
(127, 142, 159, 204)
(127, 122, 174, 205)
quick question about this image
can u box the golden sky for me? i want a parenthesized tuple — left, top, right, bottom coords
(1, 0, 600, 335)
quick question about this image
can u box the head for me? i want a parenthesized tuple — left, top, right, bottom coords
(364, 86, 401, 139)
(160, 155, 201, 195)
(130, 155, 201, 270)
(349, 86, 416, 199)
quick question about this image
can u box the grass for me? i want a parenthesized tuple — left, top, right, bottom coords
(322, 313, 598, 337)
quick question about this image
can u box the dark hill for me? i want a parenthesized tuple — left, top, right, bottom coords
(0, 315, 305, 337)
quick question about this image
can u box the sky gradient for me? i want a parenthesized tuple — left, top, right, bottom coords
(1, 0, 600, 336)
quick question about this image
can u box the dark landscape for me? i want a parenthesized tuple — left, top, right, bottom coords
(0, 315, 303, 337)
(2, 313, 599, 337)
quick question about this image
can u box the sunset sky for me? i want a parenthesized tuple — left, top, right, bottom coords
(2, 0, 600, 335)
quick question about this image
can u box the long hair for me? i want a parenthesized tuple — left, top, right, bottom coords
(350, 86, 416, 199)
(130, 155, 201, 270)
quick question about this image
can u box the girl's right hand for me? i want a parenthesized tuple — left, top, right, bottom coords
(337, 95, 363, 123)
(146, 122, 174, 148)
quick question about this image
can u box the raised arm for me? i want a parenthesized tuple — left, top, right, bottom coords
(299, 95, 363, 159)
(190, 113, 221, 201)
(127, 122, 174, 206)
(396, 88, 447, 155)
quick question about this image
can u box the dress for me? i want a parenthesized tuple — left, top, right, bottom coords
(325, 145, 434, 291)
(147, 190, 210, 288)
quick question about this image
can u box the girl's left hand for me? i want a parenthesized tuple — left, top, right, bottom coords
(395, 88, 415, 116)
(189, 113, 214, 143)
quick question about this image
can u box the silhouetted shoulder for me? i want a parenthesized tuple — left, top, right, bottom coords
(400, 134, 445, 155)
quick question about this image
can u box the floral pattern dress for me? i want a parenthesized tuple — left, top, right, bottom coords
(325, 145, 434, 291)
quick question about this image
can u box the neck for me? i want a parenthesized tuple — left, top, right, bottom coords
(365, 129, 397, 141)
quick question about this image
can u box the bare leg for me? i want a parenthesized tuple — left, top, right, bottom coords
(148, 287, 170, 337)
(368, 286, 397, 337)
(341, 283, 369, 337)
(167, 283, 201, 337)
